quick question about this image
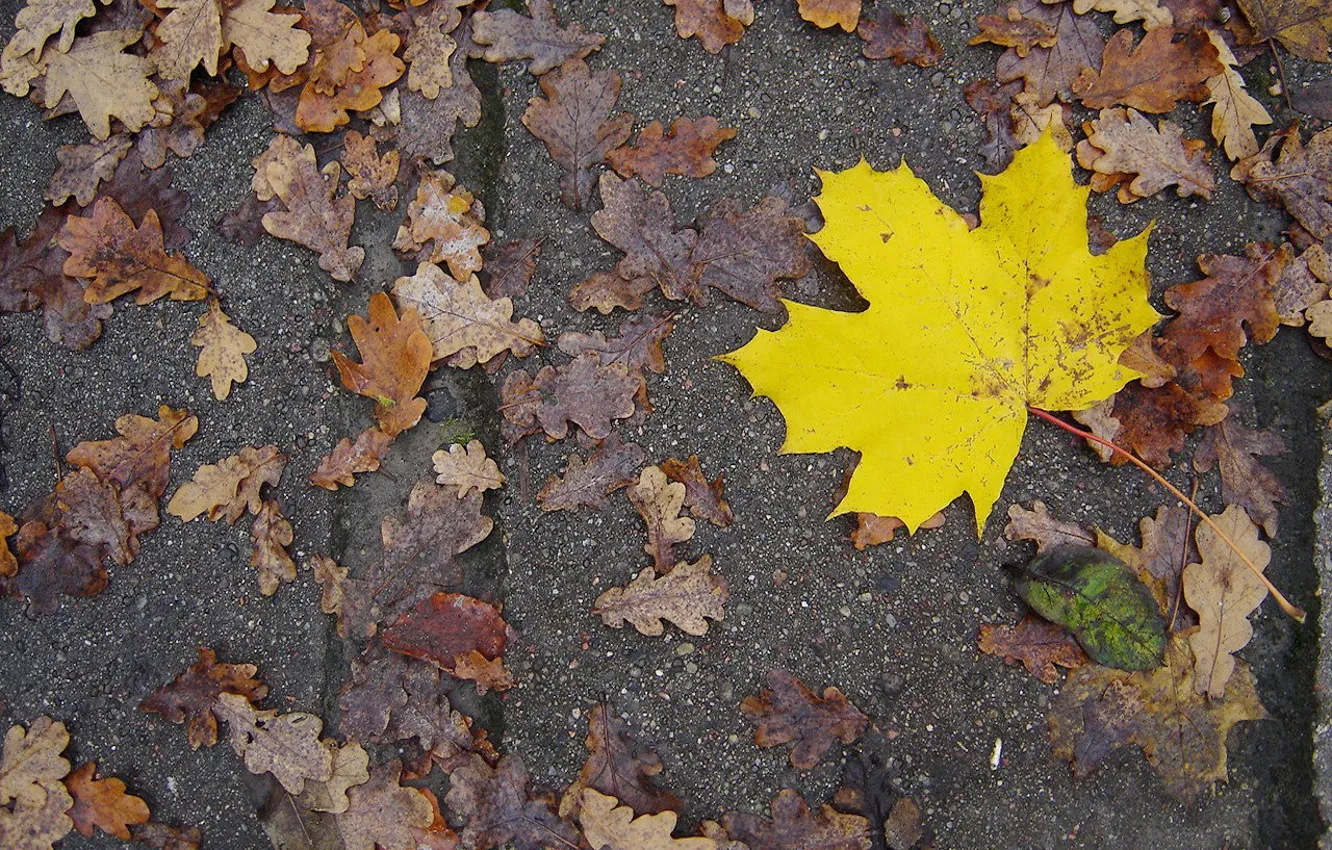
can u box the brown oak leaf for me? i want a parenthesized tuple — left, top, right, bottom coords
(214, 693, 334, 795)
(570, 269, 657, 314)
(591, 173, 699, 301)
(152, 0, 224, 79)
(1073, 27, 1223, 112)
(129, 823, 202, 850)
(1236, 0, 1332, 62)
(1077, 107, 1214, 202)
(168, 444, 286, 525)
(537, 435, 647, 512)
(994, 0, 1103, 105)
(857, 10, 942, 66)
(1003, 500, 1095, 552)
(42, 29, 158, 139)
(978, 614, 1090, 684)
(740, 669, 869, 770)
(577, 790, 712, 850)
(660, 455, 733, 528)
(249, 499, 296, 596)
(691, 194, 813, 311)
(309, 426, 394, 490)
(850, 510, 944, 549)
(253, 135, 364, 281)
(1272, 243, 1329, 325)
(432, 439, 505, 497)
(331, 292, 431, 437)
(560, 703, 682, 819)
(593, 557, 728, 637)
(558, 313, 673, 378)
(970, 8, 1058, 56)
(140, 647, 268, 749)
(1231, 123, 1332, 240)
(295, 740, 368, 815)
(0, 512, 16, 577)
(66, 404, 197, 502)
(341, 130, 399, 210)
(501, 352, 640, 442)
(965, 78, 1024, 172)
(63, 762, 150, 839)
(446, 753, 579, 850)
(799, 0, 861, 31)
(335, 760, 436, 850)
(57, 197, 209, 304)
(46, 134, 132, 206)
(521, 58, 634, 209)
(391, 170, 490, 280)
(190, 298, 256, 401)
(2, 0, 110, 67)
(1162, 243, 1284, 366)
(472, 0, 605, 75)
(1110, 378, 1228, 468)
(396, 20, 483, 166)
(722, 789, 871, 850)
(390, 262, 542, 368)
(52, 467, 134, 566)
(402, 0, 463, 99)
(480, 237, 542, 300)
(222, 0, 309, 75)
(628, 465, 696, 571)
(663, 0, 753, 54)
(608, 117, 736, 186)
(1193, 416, 1286, 537)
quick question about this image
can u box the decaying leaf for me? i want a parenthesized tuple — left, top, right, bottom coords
(168, 445, 286, 524)
(578, 789, 716, 850)
(58, 197, 210, 304)
(249, 499, 296, 596)
(309, 427, 395, 490)
(1163, 243, 1284, 378)
(521, 58, 634, 209)
(995, 0, 1104, 105)
(1058, 0, 1173, 27)
(1232, 124, 1332, 240)
(401, 0, 463, 100)
(63, 762, 150, 839)
(190, 299, 256, 401)
(857, 10, 942, 66)
(129, 822, 202, 850)
(391, 171, 490, 280)
(64, 404, 197, 513)
(446, 754, 579, 850)
(501, 352, 640, 442)
(593, 557, 728, 637)
(538, 436, 647, 512)
(152, 0, 224, 79)
(978, 613, 1090, 683)
(480, 237, 542, 300)
(214, 693, 334, 795)
(608, 117, 736, 186)
(42, 29, 158, 139)
(970, 8, 1058, 56)
(331, 292, 431, 437)
(140, 647, 268, 749)
(1203, 29, 1272, 161)
(253, 135, 364, 281)
(297, 741, 368, 815)
(0, 513, 17, 578)
(390, 262, 542, 368)
(561, 703, 682, 819)
(295, 25, 403, 132)
(1194, 417, 1286, 538)
(691, 194, 813, 311)
(0, 717, 70, 807)
(661, 455, 733, 527)
(965, 78, 1024, 172)
(431, 440, 505, 497)
(472, 0, 605, 75)
(1236, 0, 1332, 61)
(1076, 108, 1214, 203)
(341, 130, 399, 210)
(380, 591, 515, 681)
(740, 669, 869, 770)
(589, 173, 699, 302)
(46, 134, 131, 206)
(629, 465, 696, 571)
(223, 0, 310, 75)
(850, 511, 944, 549)
(722, 788, 871, 850)
(663, 0, 753, 54)
(1073, 27, 1222, 113)
(335, 760, 435, 850)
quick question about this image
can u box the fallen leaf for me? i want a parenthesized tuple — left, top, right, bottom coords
(1272, 243, 1329, 325)
(856, 10, 942, 66)
(391, 171, 490, 280)
(570, 269, 657, 314)
(1194, 417, 1285, 538)
(390, 262, 542, 368)
(297, 741, 368, 815)
(970, 8, 1058, 56)
(995, 0, 1103, 105)
(608, 117, 736, 186)
(13, 514, 107, 614)
(452, 649, 516, 694)
(1058, 0, 1174, 27)
(0, 513, 16, 577)
(1203, 29, 1271, 161)
(214, 693, 333, 795)
(537, 435, 647, 512)
(579, 789, 716, 850)
(151, 0, 224, 79)
(480, 237, 542, 300)
(557, 313, 674, 386)
(965, 78, 1024, 172)
(190, 298, 256, 401)
(691, 194, 813, 311)
(472, 0, 605, 75)
(402, 0, 463, 99)
(628, 465, 696, 571)
(978, 613, 1090, 683)
(1231, 124, 1332, 240)
(63, 762, 150, 839)
(590, 173, 699, 302)
(740, 669, 869, 770)
(719, 134, 1158, 532)
(341, 130, 399, 210)
(446, 754, 579, 850)
(380, 591, 515, 677)
(593, 556, 728, 637)
(3, 0, 109, 65)
(254, 135, 364, 281)
(42, 29, 158, 139)
(396, 20, 482, 166)
(660, 456, 733, 527)
(1236, 0, 1332, 61)
(501, 352, 640, 442)
(431, 440, 505, 497)
(1077, 107, 1214, 202)
(168, 445, 286, 524)
(295, 26, 404, 132)
(799, 0, 860, 30)
(332, 292, 431, 437)
(1162, 243, 1283, 376)
(65, 404, 197, 507)
(249, 499, 296, 596)
(1110, 377, 1228, 468)
(309, 426, 394, 490)
(0, 717, 70, 807)
(52, 467, 133, 566)
(561, 703, 682, 819)
(0, 777, 73, 850)
(663, 0, 753, 54)
(521, 58, 634, 209)
(722, 788, 871, 850)
(46, 134, 131, 206)
(140, 647, 268, 748)
(1010, 90, 1073, 152)
(1073, 27, 1222, 112)
(57, 197, 209, 304)
(129, 822, 202, 850)
(850, 511, 944, 549)
(335, 760, 434, 850)
(222, 0, 309, 75)
(310, 555, 348, 631)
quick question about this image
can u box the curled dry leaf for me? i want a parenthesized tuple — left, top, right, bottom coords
(660, 455, 733, 528)
(501, 352, 640, 442)
(253, 134, 364, 281)
(740, 669, 869, 770)
(332, 292, 431, 437)
(63, 762, 150, 839)
(663, 0, 753, 54)
(249, 499, 296, 596)
(538, 435, 647, 512)
(1203, 29, 1271, 161)
(309, 426, 395, 490)
(391, 171, 490, 280)
(593, 556, 728, 637)
(140, 647, 268, 749)
(168, 444, 286, 525)
(978, 613, 1090, 684)
(608, 117, 736, 186)
(721, 788, 872, 850)
(58, 197, 210, 304)
(191, 299, 256, 401)
(214, 693, 334, 795)
(1077, 108, 1213, 203)
(472, 0, 605, 75)
(390, 262, 542, 368)
(430, 440, 504, 497)
(857, 10, 942, 66)
(578, 789, 717, 850)
(629, 465, 696, 571)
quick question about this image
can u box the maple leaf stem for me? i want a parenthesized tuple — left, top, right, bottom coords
(1027, 405, 1306, 623)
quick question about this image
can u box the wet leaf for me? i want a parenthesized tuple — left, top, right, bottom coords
(721, 788, 871, 850)
(661, 455, 733, 527)
(151, 0, 224, 79)
(0, 717, 69, 807)
(1236, 0, 1332, 61)
(1203, 29, 1271, 160)
(191, 298, 256, 401)
(977, 613, 1090, 683)
(628, 465, 695, 572)
(739, 669, 869, 770)
(538, 435, 647, 512)
(1076, 107, 1213, 202)
(295, 25, 403, 132)
(140, 647, 268, 749)
(578, 789, 716, 850)
(335, 760, 435, 850)
(331, 292, 431, 437)
(253, 135, 364, 281)
(380, 591, 515, 678)
(341, 130, 399, 210)
(1194, 417, 1285, 538)
(995, 0, 1103, 105)
(593, 556, 728, 637)
(1073, 27, 1222, 112)
(479, 237, 542, 300)
(446, 753, 579, 850)
(850, 511, 943, 549)
(309, 426, 395, 490)
(390, 261, 542, 368)
(608, 117, 735, 186)
(391, 171, 489, 280)
(561, 703, 682, 819)
(168, 445, 286, 525)
(63, 762, 149, 839)
(215, 693, 333, 795)
(857, 10, 942, 66)
(1231, 124, 1332, 240)
(58, 197, 209, 304)
(472, 0, 605, 75)
(46, 134, 131, 206)
(690, 194, 813, 311)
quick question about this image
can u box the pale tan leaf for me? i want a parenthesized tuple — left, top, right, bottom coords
(168, 445, 287, 524)
(593, 557, 727, 637)
(432, 440, 505, 497)
(215, 693, 334, 795)
(191, 299, 256, 401)
(222, 0, 310, 75)
(296, 742, 368, 815)
(1203, 29, 1272, 161)
(249, 499, 295, 596)
(46, 134, 131, 206)
(579, 789, 717, 850)
(391, 171, 490, 280)
(43, 30, 158, 139)
(403, 1, 460, 98)
(390, 262, 542, 368)
(0, 718, 69, 807)
(153, 0, 223, 79)
(334, 761, 434, 850)
(628, 465, 695, 572)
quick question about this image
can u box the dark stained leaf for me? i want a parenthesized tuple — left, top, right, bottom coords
(739, 670, 869, 770)
(537, 435, 647, 512)
(140, 647, 268, 749)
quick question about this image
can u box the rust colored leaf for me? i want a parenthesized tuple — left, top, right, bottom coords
(561, 703, 682, 819)
(249, 499, 296, 596)
(390, 262, 542, 368)
(472, 0, 605, 75)
(432, 439, 505, 497)
(63, 762, 149, 839)
(1073, 27, 1223, 112)
(168, 445, 286, 525)
(1003, 500, 1095, 551)
(57, 198, 209, 304)
(332, 292, 431, 437)
(296, 26, 404, 132)
(722, 789, 871, 850)
(593, 557, 728, 637)
(537, 435, 647, 512)
(629, 465, 695, 571)
(214, 693, 333, 795)
(0, 512, 16, 578)
(800, 0, 861, 30)
(1111, 379, 1227, 468)
(191, 298, 256, 401)
(309, 426, 395, 490)
(970, 8, 1058, 56)
(1194, 416, 1286, 538)
(521, 58, 634, 209)
(65, 403, 197, 513)
(965, 79, 1024, 173)
(661, 455, 733, 528)
(341, 130, 399, 210)
(691, 195, 813, 311)
(995, 0, 1103, 105)
(129, 823, 202, 850)
(857, 10, 942, 66)
(592, 173, 699, 302)
(391, 171, 490, 280)
(608, 117, 736, 186)
(1231, 124, 1332, 240)
(46, 134, 131, 206)
(0, 205, 65, 314)
(1077, 108, 1214, 202)
(381, 591, 515, 675)
(501, 352, 640, 442)
(740, 670, 868, 770)
(480, 237, 542, 301)
(140, 647, 268, 749)
(253, 135, 364, 281)
(850, 511, 943, 549)
(978, 614, 1090, 684)
(663, 0, 753, 54)
(1163, 243, 1284, 366)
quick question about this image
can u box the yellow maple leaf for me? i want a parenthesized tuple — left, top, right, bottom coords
(719, 133, 1160, 533)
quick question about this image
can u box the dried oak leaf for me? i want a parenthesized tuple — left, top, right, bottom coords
(1110, 378, 1227, 468)
(1049, 634, 1264, 801)
(214, 693, 334, 795)
(1236, 0, 1332, 61)
(63, 762, 149, 839)
(691, 194, 813, 311)
(561, 703, 682, 819)
(380, 591, 515, 678)
(46, 134, 131, 206)
(1055, 0, 1175, 26)
(978, 613, 1090, 684)
(591, 173, 700, 301)
(629, 465, 696, 571)
(970, 8, 1058, 57)
(799, 0, 861, 31)
(52, 467, 134, 566)
(994, 0, 1103, 105)
(570, 269, 657, 314)
(472, 0, 605, 75)
(391, 170, 489, 279)
(1003, 500, 1095, 552)
(0, 716, 70, 807)
(129, 823, 202, 850)
(223, 0, 310, 75)
(1077, 108, 1214, 202)
(402, 0, 463, 99)
(741, 670, 868, 770)
(593, 556, 727, 637)
(2, 0, 110, 65)
(42, 29, 158, 139)
(1194, 416, 1285, 538)
(857, 10, 942, 66)
(57, 197, 209, 304)
(341, 130, 399, 210)
(0, 513, 16, 577)
(1162, 243, 1283, 366)
(65, 405, 196, 507)
(850, 510, 943, 549)
(331, 292, 431, 437)
(1231, 124, 1332, 240)
(0, 778, 74, 850)
(390, 262, 542, 368)
(1182, 505, 1269, 698)
(578, 789, 715, 850)
(446, 753, 579, 850)
(538, 435, 647, 512)
(557, 313, 674, 388)
(721, 788, 872, 850)
(521, 58, 634, 210)
(1073, 27, 1223, 112)
(660, 455, 732, 528)
(1011, 90, 1074, 153)
(253, 135, 364, 281)
(480, 237, 541, 300)
(191, 298, 256, 401)
(965, 78, 1024, 173)
(501, 352, 640, 442)
(335, 760, 435, 850)
(140, 647, 268, 749)
(297, 741, 368, 815)
(432, 439, 505, 497)
(250, 498, 296, 596)
(309, 426, 394, 490)
(151, 0, 224, 79)
(296, 26, 404, 132)
(608, 117, 735, 186)
(1204, 29, 1271, 161)
(167, 444, 287, 524)
(310, 555, 348, 633)
(396, 20, 482, 166)
(1273, 243, 1329, 325)
(135, 78, 231, 171)
(664, 0, 753, 54)
(0, 205, 65, 314)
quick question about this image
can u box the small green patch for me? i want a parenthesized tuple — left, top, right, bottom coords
(437, 418, 476, 446)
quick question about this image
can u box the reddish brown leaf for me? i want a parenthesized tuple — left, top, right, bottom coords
(52, 467, 134, 566)
(978, 614, 1090, 684)
(558, 314, 673, 377)
(1194, 416, 1286, 537)
(332, 292, 432, 437)
(480, 237, 542, 301)
(296, 25, 404, 132)
(12, 514, 106, 614)
(0, 206, 65, 314)
(740, 670, 868, 770)
(309, 426, 395, 490)
(722, 788, 872, 850)
(1003, 500, 1095, 552)
(381, 592, 515, 675)
(46, 134, 132, 206)
(445, 753, 580, 850)
(1073, 27, 1223, 112)
(140, 647, 268, 749)
(215, 193, 279, 247)
(521, 58, 634, 210)
(850, 510, 943, 549)
(856, 10, 942, 66)
(970, 8, 1058, 56)
(0, 512, 16, 578)
(1110, 379, 1228, 468)
(1162, 243, 1284, 364)
(660, 455, 733, 527)
(64, 762, 150, 839)
(129, 823, 202, 850)
(1231, 123, 1332, 240)
(569, 269, 656, 314)
(592, 173, 699, 302)
(472, 0, 605, 75)
(994, 0, 1104, 105)
(57, 198, 210, 304)
(608, 117, 736, 186)
(537, 435, 647, 512)
(691, 194, 813, 312)
(965, 78, 1024, 173)
(501, 352, 640, 442)
(65, 406, 197, 507)
(561, 703, 682, 819)
(663, 0, 753, 54)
